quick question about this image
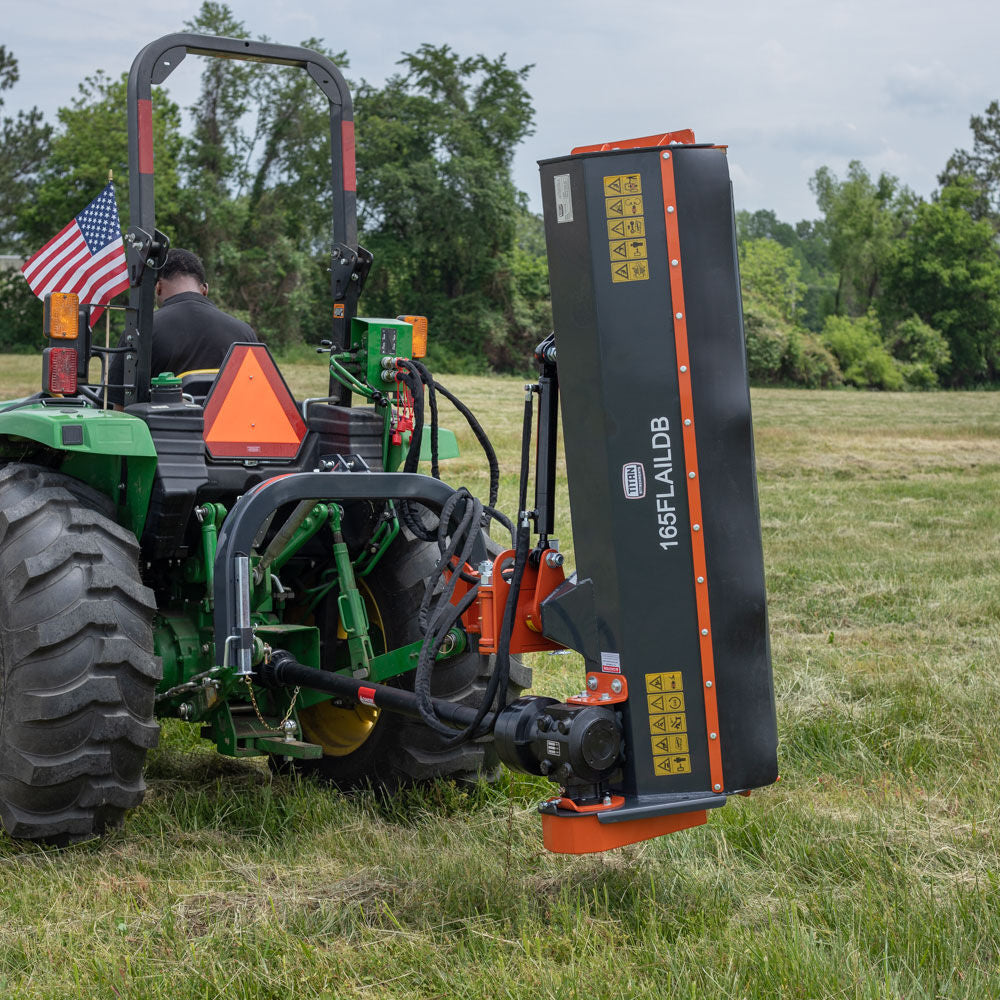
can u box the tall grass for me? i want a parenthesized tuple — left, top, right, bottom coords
(0, 354, 998, 998)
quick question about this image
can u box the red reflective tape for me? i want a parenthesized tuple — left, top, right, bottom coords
(659, 150, 724, 794)
(137, 99, 154, 175)
(341, 120, 357, 192)
(357, 686, 376, 707)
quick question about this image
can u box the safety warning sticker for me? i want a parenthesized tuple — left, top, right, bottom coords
(646, 669, 692, 777)
(603, 173, 642, 197)
(605, 195, 644, 218)
(604, 175, 649, 283)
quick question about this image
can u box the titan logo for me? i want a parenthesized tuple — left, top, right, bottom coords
(622, 462, 646, 499)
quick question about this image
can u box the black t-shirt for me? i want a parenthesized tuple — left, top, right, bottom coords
(107, 292, 259, 404)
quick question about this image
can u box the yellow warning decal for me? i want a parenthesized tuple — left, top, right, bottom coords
(663, 692, 685, 713)
(625, 238, 647, 260)
(645, 672, 683, 693)
(651, 733, 690, 756)
(604, 178, 647, 284)
(648, 710, 688, 734)
(603, 173, 642, 197)
(605, 194, 644, 218)
(611, 261, 648, 283)
(611, 262, 631, 283)
(653, 754, 692, 776)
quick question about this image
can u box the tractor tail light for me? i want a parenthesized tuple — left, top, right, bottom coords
(398, 315, 428, 358)
(43, 292, 80, 340)
(43, 347, 78, 394)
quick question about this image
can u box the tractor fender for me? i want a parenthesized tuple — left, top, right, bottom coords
(0, 404, 158, 538)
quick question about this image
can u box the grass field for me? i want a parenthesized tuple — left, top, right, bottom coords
(0, 354, 998, 998)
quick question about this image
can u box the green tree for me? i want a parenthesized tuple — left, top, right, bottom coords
(881, 178, 1000, 385)
(739, 237, 805, 324)
(18, 72, 183, 251)
(738, 237, 840, 387)
(809, 161, 915, 317)
(735, 208, 834, 331)
(939, 99, 1000, 223)
(354, 43, 538, 369)
(0, 47, 52, 253)
(821, 312, 903, 390)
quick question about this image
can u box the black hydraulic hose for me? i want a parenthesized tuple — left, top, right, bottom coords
(412, 489, 490, 740)
(403, 359, 440, 481)
(431, 378, 502, 509)
(436, 390, 537, 746)
(0, 393, 44, 414)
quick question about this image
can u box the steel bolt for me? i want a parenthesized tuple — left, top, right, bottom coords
(545, 550, 565, 568)
(714, 783, 722, 791)
(587, 675, 599, 691)
(705, 680, 713, 688)
(697, 576, 705, 584)
(675, 312, 683, 320)
(610, 678, 623, 694)
(603, 794, 613, 806)
(667, 206, 675, 213)
(599, 692, 611, 701)
(701, 628, 709, 635)
(671, 259, 679, 266)
(684, 418, 692, 426)
(679, 365, 687, 373)
(693, 523, 701, 531)
(662, 151, 670, 159)
(710, 732, 718, 740)
(689, 471, 696, 479)
(178, 703, 192, 720)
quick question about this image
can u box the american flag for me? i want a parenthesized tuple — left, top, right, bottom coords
(21, 182, 130, 327)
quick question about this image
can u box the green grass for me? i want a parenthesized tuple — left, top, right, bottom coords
(1, 355, 999, 997)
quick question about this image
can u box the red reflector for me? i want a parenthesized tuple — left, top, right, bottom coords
(43, 347, 78, 394)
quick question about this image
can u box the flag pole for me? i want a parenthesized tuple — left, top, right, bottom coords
(103, 169, 113, 410)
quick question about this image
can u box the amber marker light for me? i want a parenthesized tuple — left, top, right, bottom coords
(43, 292, 80, 340)
(399, 314, 428, 358)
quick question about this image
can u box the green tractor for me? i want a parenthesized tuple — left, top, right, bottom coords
(0, 34, 779, 853)
(0, 34, 530, 843)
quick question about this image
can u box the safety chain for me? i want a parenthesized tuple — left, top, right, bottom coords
(243, 675, 302, 733)
(155, 668, 222, 704)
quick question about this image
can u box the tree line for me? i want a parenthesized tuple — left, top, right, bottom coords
(0, 3, 549, 372)
(738, 114, 1000, 390)
(2, 3, 999, 386)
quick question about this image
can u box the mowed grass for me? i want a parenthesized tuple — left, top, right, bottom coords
(1, 353, 999, 998)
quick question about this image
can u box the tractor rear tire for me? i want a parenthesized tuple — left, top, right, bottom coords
(0, 464, 160, 843)
(292, 525, 531, 791)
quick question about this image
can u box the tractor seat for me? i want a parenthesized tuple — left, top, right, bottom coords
(178, 368, 219, 403)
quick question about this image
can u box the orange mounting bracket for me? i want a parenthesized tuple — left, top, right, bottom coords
(477, 548, 567, 655)
(567, 672, 628, 706)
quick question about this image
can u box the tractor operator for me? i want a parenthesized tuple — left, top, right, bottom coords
(108, 248, 258, 405)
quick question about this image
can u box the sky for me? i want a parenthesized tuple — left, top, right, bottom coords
(2, 0, 995, 224)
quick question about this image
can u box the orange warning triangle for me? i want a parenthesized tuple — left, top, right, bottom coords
(204, 344, 307, 459)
